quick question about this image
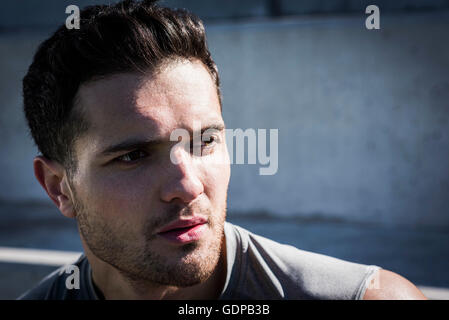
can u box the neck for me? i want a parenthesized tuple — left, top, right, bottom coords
(81, 237, 227, 300)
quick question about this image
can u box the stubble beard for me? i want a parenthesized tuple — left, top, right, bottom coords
(74, 192, 226, 290)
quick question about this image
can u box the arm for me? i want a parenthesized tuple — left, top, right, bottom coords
(363, 269, 427, 300)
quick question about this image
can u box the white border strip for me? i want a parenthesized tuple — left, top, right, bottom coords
(418, 286, 449, 300)
(0, 247, 82, 266)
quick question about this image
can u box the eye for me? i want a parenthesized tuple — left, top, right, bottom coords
(116, 150, 148, 163)
(188, 131, 221, 156)
(202, 134, 217, 148)
(196, 133, 220, 156)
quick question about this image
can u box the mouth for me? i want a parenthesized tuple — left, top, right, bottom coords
(157, 216, 208, 244)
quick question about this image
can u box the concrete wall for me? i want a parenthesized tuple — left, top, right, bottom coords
(212, 12, 449, 228)
(0, 2, 448, 228)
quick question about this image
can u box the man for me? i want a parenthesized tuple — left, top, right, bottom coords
(19, 0, 426, 300)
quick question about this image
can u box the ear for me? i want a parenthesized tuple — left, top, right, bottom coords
(33, 156, 77, 219)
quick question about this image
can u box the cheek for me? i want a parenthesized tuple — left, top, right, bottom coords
(202, 161, 230, 207)
(76, 168, 160, 218)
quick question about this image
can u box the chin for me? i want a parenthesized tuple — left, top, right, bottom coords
(152, 252, 219, 287)
(146, 234, 222, 287)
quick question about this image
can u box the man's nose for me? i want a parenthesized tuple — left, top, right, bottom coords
(160, 146, 204, 204)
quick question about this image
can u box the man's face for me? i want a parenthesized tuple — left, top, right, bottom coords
(69, 59, 230, 287)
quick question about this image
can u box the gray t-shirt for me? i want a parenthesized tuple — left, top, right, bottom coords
(18, 222, 380, 300)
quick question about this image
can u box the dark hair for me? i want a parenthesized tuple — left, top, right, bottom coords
(23, 0, 220, 171)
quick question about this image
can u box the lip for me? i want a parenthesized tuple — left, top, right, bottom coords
(157, 216, 208, 244)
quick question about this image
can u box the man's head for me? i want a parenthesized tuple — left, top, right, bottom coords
(24, 0, 230, 290)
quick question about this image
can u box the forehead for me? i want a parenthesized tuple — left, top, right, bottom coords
(75, 60, 222, 151)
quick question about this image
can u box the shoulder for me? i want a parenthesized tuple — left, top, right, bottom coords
(17, 254, 90, 300)
(225, 222, 380, 300)
(363, 269, 427, 300)
(17, 267, 63, 300)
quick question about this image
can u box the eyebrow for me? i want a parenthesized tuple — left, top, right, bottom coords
(98, 123, 225, 157)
